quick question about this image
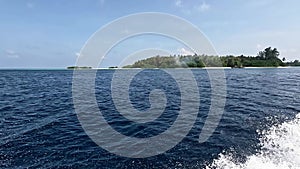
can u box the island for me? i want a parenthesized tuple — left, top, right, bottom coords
(67, 66, 92, 70)
(123, 47, 300, 68)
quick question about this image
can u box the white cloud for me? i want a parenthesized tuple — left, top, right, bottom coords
(175, 0, 182, 7)
(196, 1, 210, 12)
(5, 50, 20, 58)
(178, 48, 194, 56)
(176, 1, 211, 15)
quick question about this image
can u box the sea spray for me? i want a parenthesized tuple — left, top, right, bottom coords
(207, 113, 300, 169)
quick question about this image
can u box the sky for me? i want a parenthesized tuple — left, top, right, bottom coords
(0, 0, 299, 68)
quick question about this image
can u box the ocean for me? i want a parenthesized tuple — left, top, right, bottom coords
(1, 68, 299, 168)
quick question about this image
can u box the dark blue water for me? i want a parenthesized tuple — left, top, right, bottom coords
(1, 68, 299, 168)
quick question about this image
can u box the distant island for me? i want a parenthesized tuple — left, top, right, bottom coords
(67, 66, 92, 70)
(123, 47, 300, 68)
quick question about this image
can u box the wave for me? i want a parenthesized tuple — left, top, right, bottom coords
(206, 113, 300, 169)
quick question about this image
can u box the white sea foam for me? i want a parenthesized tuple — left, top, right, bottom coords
(207, 113, 300, 169)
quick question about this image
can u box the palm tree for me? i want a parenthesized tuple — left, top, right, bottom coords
(258, 47, 280, 60)
(270, 48, 279, 59)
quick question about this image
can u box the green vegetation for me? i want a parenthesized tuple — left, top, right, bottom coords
(123, 47, 298, 68)
(220, 47, 283, 67)
(286, 60, 300, 66)
(123, 55, 181, 68)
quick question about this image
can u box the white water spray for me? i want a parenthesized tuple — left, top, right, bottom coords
(207, 113, 300, 169)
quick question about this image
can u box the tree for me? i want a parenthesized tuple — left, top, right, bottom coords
(266, 47, 279, 59)
(270, 47, 279, 59)
(257, 51, 265, 59)
(257, 47, 280, 60)
(264, 47, 272, 59)
(226, 57, 235, 67)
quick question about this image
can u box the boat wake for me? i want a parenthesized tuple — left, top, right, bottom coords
(207, 113, 300, 169)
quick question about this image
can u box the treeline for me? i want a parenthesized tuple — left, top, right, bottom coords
(285, 60, 300, 66)
(123, 56, 181, 68)
(123, 47, 299, 68)
(67, 66, 92, 69)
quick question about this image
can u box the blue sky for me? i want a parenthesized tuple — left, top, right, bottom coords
(0, 0, 299, 68)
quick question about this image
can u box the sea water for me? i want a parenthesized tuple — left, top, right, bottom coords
(0, 68, 299, 168)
